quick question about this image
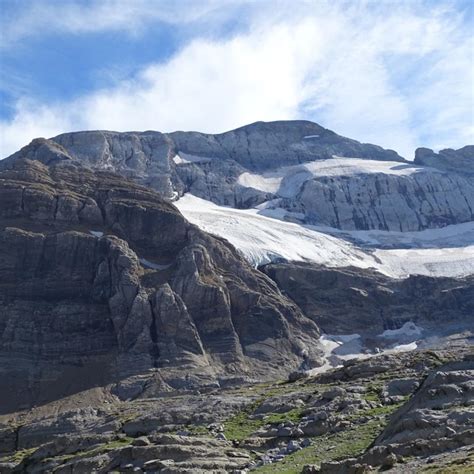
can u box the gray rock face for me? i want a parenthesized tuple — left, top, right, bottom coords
(262, 262, 474, 335)
(287, 170, 474, 231)
(377, 359, 474, 446)
(415, 145, 474, 175)
(170, 120, 404, 170)
(0, 150, 322, 413)
(48, 130, 178, 198)
(3, 120, 402, 204)
(345, 355, 474, 472)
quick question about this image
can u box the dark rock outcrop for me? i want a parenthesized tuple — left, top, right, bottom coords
(261, 261, 474, 335)
(0, 149, 322, 413)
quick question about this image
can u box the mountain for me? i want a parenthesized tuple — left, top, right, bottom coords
(0, 143, 322, 413)
(14, 121, 469, 232)
(8, 120, 406, 208)
(0, 121, 473, 473)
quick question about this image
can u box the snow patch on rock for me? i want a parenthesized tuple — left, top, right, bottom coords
(173, 152, 211, 165)
(381, 322, 423, 339)
(237, 157, 437, 197)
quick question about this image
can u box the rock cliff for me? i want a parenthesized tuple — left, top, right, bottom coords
(0, 143, 322, 412)
(261, 261, 474, 336)
(283, 168, 474, 231)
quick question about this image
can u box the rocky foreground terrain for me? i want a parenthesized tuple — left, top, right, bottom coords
(0, 120, 473, 472)
(0, 345, 472, 473)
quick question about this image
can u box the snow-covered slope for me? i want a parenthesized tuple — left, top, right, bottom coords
(176, 194, 474, 279)
(237, 157, 439, 196)
(177, 194, 376, 269)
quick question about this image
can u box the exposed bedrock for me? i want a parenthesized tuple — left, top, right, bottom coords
(2, 121, 405, 207)
(4, 121, 473, 231)
(415, 145, 474, 175)
(285, 170, 474, 231)
(0, 154, 321, 413)
(261, 261, 474, 335)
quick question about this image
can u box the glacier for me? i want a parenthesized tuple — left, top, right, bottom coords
(176, 193, 474, 279)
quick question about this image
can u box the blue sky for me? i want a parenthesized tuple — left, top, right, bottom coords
(0, 0, 473, 158)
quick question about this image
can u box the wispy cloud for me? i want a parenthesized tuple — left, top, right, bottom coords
(0, 0, 232, 46)
(1, 1, 472, 158)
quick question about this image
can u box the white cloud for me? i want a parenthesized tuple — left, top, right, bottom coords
(1, 1, 472, 158)
(0, 0, 232, 46)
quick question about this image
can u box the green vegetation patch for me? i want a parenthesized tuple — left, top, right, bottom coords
(45, 436, 134, 464)
(185, 424, 209, 436)
(265, 407, 305, 425)
(223, 378, 315, 441)
(224, 400, 265, 441)
(254, 418, 384, 474)
(348, 398, 407, 421)
(0, 447, 37, 464)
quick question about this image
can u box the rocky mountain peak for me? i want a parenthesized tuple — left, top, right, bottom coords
(5, 137, 73, 166)
(414, 145, 474, 175)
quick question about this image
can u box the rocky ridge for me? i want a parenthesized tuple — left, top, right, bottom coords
(5, 120, 470, 232)
(415, 145, 474, 175)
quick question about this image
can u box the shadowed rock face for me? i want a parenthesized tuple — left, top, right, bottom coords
(0, 148, 322, 413)
(261, 261, 474, 336)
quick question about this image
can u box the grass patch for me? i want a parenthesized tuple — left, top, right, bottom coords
(254, 418, 385, 474)
(45, 437, 134, 464)
(363, 382, 383, 403)
(224, 401, 265, 441)
(223, 379, 314, 442)
(0, 447, 36, 464)
(265, 407, 305, 425)
(185, 424, 209, 436)
(348, 398, 407, 421)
